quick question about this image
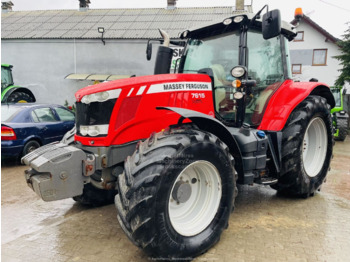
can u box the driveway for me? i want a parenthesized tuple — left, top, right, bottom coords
(2, 137, 350, 262)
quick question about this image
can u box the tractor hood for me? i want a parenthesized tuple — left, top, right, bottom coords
(74, 73, 214, 147)
(75, 73, 212, 102)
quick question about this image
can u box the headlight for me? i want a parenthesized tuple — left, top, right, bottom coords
(88, 126, 99, 137)
(81, 95, 91, 104)
(80, 126, 89, 136)
(223, 18, 233, 25)
(95, 91, 109, 102)
(79, 125, 109, 137)
(233, 92, 244, 100)
(81, 89, 121, 104)
(182, 30, 189, 38)
(231, 66, 246, 78)
(233, 16, 244, 23)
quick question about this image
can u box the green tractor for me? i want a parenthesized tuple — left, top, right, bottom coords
(331, 86, 349, 141)
(1, 64, 36, 103)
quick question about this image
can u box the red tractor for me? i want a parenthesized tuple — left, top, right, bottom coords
(23, 7, 334, 260)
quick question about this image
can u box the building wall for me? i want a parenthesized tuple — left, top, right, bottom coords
(289, 22, 341, 86)
(1, 39, 157, 105)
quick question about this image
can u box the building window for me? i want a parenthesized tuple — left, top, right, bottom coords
(313, 49, 327, 66)
(294, 31, 304, 41)
(292, 64, 302, 74)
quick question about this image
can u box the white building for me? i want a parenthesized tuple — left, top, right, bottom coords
(1, 0, 252, 105)
(289, 15, 341, 86)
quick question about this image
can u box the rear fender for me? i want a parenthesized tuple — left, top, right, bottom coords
(157, 106, 244, 176)
(22, 135, 43, 146)
(258, 80, 335, 131)
(2, 86, 36, 102)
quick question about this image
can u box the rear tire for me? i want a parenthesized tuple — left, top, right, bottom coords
(271, 96, 333, 197)
(115, 128, 235, 260)
(335, 118, 348, 141)
(6, 91, 35, 103)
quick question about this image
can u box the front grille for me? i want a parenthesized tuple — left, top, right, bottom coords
(76, 99, 117, 137)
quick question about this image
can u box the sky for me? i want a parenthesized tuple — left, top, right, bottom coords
(7, 0, 350, 39)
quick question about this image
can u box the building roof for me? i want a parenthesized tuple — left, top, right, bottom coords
(1, 7, 249, 40)
(291, 15, 339, 43)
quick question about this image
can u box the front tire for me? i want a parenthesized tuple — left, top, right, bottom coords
(272, 96, 333, 197)
(115, 128, 235, 260)
(73, 170, 117, 206)
(73, 182, 116, 207)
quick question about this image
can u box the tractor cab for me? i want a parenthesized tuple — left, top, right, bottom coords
(176, 10, 296, 128)
(1, 64, 14, 91)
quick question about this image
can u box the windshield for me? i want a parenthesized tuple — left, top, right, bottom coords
(1, 106, 22, 122)
(182, 32, 239, 75)
(182, 32, 240, 113)
(331, 88, 341, 107)
(1, 67, 13, 90)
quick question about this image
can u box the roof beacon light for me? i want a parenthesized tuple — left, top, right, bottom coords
(294, 7, 303, 21)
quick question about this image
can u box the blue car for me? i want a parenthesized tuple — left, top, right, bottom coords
(1, 103, 75, 159)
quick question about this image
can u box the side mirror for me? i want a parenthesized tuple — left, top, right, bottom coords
(146, 42, 152, 61)
(262, 9, 281, 40)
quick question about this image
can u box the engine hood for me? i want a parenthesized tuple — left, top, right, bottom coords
(75, 73, 212, 102)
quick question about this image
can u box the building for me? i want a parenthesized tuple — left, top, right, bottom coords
(1, 0, 251, 105)
(289, 15, 341, 86)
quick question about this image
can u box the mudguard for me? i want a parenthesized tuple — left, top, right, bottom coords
(157, 106, 244, 175)
(2, 86, 36, 102)
(258, 80, 335, 131)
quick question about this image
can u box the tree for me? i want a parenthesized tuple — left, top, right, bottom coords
(335, 23, 350, 86)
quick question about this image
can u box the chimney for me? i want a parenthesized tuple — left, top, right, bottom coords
(235, 0, 244, 11)
(167, 0, 177, 10)
(1, 1, 13, 13)
(79, 0, 90, 11)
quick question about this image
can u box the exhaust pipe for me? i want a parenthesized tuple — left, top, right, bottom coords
(154, 29, 174, 75)
(159, 29, 170, 47)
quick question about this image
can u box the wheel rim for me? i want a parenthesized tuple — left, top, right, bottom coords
(26, 144, 38, 154)
(168, 160, 222, 236)
(302, 117, 328, 177)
